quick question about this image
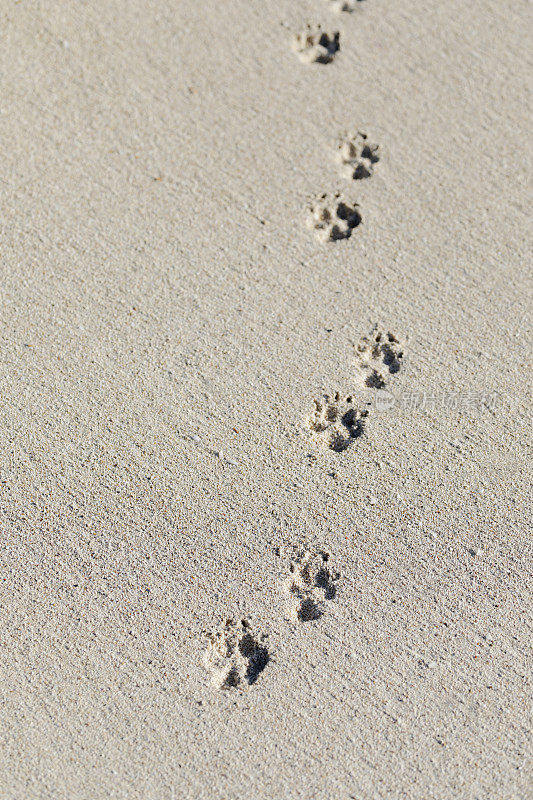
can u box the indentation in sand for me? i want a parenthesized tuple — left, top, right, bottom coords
(307, 192, 361, 242)
(337, 131, 380, 180)
(203, 618, 269, 689)
(286, 549, 339, 622)
(307, 392, 369, 451)
(355, 327, 403, 388)
(323, 0, 362, 12)
(292, 25, 340, 64)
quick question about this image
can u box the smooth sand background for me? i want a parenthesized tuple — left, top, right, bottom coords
(0, 1, 531, 798)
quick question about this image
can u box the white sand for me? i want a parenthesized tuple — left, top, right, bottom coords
(0, 1, 531, 797)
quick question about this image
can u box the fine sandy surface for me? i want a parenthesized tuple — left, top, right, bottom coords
(0, 1, 531, 798)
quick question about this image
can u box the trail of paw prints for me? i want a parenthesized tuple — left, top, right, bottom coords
(337, 131, 380, 180)
(286, 549, 339, 622)
(292, 24, 340, 64)
(355, 327, 403, 389)
(323, 0, 363, 13)
(307, 192, 361, 242)
(203, 618, 269, 689)
(307, 392, 369, 451)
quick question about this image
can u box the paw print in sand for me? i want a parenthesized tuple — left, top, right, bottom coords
(355, 327, 403, 388)
(292, 24, 340, 64)
(203, 618, 269, 689)
(323, 0, 362, 12)
(337, 131, 380, 180)
(307, 192, 361, 242)
(287, 550, 339, 622)
(308, 392, 368, 451)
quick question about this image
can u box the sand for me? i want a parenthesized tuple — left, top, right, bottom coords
(0, 0, 531, 798)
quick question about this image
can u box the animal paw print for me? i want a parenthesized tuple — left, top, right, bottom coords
(307, 192, 361, 242)
(286, 550, 338, 622)
(203, 618, 269, 689)
(323, 0, 361, 12)
(292, 24, 340, 64)
(337, 131, 380, 180)
(355, 327, 403, 388)
(308, 392, 368, 451)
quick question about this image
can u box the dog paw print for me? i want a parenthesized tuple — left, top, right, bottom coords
(355, 327, 403, 388)
(292, 24, 340, 64)
(323, 0, 362, 12)
(308, 392, 369, 451)
(307, 192, 361, 242)
(203, 618, 269, 689)
(286, 550, 339, 622)
(337, 131, 380, 180)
